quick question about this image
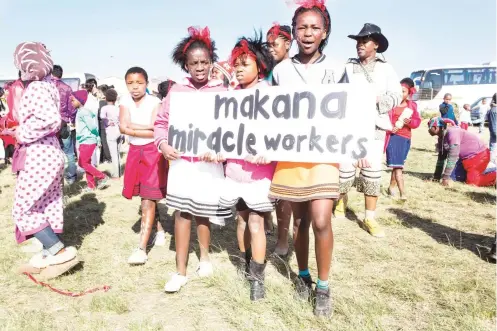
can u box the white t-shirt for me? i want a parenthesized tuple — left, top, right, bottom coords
(120, 94, 161, 146)
(272, 54, 340, 86)
(460, 110, 472, 123)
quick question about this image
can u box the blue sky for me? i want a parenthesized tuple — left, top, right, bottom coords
(0, 0, 495, 82)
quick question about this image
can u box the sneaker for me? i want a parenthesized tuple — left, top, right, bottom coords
(295, 275, 314, 301)
(97, 176, 110, 190)
(196, 261, 213, 278)
(128, 248, 148, 265)
(164, 273, 188, 293)
(313, 287, 333, 317)
(360, 218, 385, 238)
(154, 231, 166, 247)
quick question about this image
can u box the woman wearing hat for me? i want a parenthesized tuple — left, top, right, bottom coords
(336, 23, 402, 238)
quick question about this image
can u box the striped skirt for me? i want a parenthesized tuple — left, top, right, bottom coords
(219, 177, 275, 213)
(165, 158, 232, 220)
(268, 162, 340, 202)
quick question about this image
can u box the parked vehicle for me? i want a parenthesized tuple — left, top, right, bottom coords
(470, 96, 493, 125)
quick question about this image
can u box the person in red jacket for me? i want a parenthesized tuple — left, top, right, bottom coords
(386, 78, 421, 200)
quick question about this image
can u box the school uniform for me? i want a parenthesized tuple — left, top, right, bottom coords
(218, 81, 276, 213)
(268, 55, 341, 201)
(338, 57, 402, 197)
(121, 93, 167, 200)
(154, 78, 231, 221)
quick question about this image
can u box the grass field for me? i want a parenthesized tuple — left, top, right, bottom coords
(0, 123, 495, 331)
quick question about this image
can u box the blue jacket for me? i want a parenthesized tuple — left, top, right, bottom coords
(439, 102, 458, 125)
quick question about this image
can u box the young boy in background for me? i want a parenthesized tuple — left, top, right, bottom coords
(460, 104, 472, 130)
(73, 90, 109, 192)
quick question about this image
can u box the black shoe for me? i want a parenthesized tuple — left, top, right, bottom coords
(248, 260, 266, 301)
(313, 287, 332, 317)
(295, 275, 314, 301)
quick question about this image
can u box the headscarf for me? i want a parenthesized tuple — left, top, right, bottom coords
(14, 42, 53, 81)
(428, 117, 456, 129)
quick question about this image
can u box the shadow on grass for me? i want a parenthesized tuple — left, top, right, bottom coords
(131, 203, 174, 253)
(389, 208, 495, 262)
(411, 147, 437, 154)
(62, 193, 106, 249)
(464, 191, 496, 205)
(403, 170, 433, 181)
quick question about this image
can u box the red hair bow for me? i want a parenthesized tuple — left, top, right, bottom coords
(268, 22, 291, 42)
(183, 26, 213, 54)
(229, 40, 255, 66)
(401, 83, 417, 97)
(295, 0, 326, 11)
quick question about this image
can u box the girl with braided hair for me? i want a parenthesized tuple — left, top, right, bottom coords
(154, 26, 232, 293)
(268, 0, 335, 317)
(214, 32, 276, 301)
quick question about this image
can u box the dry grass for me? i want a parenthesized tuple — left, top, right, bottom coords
(0, 123, 495, 331)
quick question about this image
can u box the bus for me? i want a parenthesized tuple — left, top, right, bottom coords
(415, 64, 496, 114)
(409, 70, 425, 89)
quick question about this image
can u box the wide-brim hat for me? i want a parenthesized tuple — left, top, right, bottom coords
(348, 23, 389, 53)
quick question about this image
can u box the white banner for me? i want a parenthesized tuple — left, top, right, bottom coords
(168, 83, 377, 163)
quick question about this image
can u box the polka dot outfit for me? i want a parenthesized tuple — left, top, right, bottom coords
(12, 80, 65, 243)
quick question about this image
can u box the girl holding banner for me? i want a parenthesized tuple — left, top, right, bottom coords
(266, 22, 294, 257)
(154, 27, 232, 293)
(268, 0, 335, 317)
(216, 33, 276, 301)
(336, 23, 402, 238)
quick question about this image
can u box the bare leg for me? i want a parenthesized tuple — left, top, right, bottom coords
(388, 170, 397, 192)
(196, 216, 211, 262)
(248, 212, 266, 264)
(365, 195, 378, 213)
(138, 199, 157, 250)
(275, 200, 291, 254)
(394, 169, 406, 197)
(308, 199, 334, 281)
(237, 213, 249, 252)
(175, 212, 192, 276)
(291, 201, 310, 272)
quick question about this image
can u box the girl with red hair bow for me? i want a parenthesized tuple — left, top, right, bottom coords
(154, 26, 232, 293)
(269, 0, 335, 317)
(215, 32, 275, 302)
(385, 78, 422, 201)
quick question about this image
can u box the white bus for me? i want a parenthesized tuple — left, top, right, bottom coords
(414, 64, 496, 114)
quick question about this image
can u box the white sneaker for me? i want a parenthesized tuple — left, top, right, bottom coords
(164, 273, 188, 293)
(196, 261, 213, 278)
(128, 248, 148, 265)
(154, 231, 166, 247)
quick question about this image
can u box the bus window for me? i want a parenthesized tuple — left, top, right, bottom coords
(61, 78, 80, 91)
(443, 69, 465, 85)
(410, 70, 425, 86)
(422, 69, 443, 89)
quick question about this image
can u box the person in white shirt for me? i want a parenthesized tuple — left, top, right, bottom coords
(336, 23, 402, 238)
(460, 104, 472, 130)
(100, 89, 122, 178)
(472, 98, 490, 134)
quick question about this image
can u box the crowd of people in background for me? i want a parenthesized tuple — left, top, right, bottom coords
(1, 0, 495, 319)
